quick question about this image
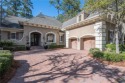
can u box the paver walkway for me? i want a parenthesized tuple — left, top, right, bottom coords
(9, 49, 125, 83)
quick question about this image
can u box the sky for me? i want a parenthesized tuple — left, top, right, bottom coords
(31, 0, 84, 17)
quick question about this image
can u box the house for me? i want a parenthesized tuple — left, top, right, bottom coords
(0, 13, 65, 46)
(0, 11, 123, 50)
(63, 11, 119, 51)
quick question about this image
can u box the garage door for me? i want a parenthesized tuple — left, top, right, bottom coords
(70, 39, 77, 49)
(83, 37, 95, 50)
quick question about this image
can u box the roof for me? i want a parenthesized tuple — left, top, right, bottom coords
(25, 13, 62, 28)
(2, 16, 28, 28)
(1, 12, 101, 30)
(61, 12, 100, 29)
(62, 17, 76, 28)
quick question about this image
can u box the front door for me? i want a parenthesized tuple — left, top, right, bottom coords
(31, 32, 41, 46)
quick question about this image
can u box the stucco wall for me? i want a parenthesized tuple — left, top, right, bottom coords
(69, 23, 95, 38)
(19, 26, 63, 46)
(1, 31, 8, 40)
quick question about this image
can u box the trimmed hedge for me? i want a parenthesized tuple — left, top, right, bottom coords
(49, 43, 64, 49)
(0, 41, 14, 47)
(3, 45, 26, 51)
(0, 50, 13, 77)
(0, 41, 26, 51)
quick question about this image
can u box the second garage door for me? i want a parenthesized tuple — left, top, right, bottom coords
(83, 37, 95, 50)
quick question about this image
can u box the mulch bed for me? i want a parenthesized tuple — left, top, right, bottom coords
(88, 53, 125, 67)
(0, 60, 20, 83)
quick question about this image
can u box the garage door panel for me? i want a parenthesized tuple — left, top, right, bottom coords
(83, 37, 95, 50)
(70, 39, 77, 49)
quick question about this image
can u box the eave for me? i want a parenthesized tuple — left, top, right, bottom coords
(0, 27, 24, 32)
(64, 15, 115, 30)
(19, 21, 61, 30)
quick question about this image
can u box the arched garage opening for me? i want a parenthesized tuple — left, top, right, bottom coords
(80, 35, 95, 50)
(69, 37, 77, 49)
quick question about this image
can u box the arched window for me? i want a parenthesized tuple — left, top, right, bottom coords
(46, 33, 55, 42)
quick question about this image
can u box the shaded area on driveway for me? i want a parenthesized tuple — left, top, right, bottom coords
(9, 49, 125, 83)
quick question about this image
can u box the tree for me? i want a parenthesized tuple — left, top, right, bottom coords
(61, 0, 81, 18)
(49, 0, 62, 15)
(3, 0, 33, 17)
(84, 0, 125, 54)
(49, 0, 81, 22)
(4, 0, 22, 16)
(21, 0, 33, 18)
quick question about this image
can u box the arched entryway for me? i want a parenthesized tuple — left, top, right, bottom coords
(80, 35, 95, 50)
(30, 32, 42, 46)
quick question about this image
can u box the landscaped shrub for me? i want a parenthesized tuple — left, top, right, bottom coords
(89, 48, 100, 54)
(3, 45, 26, 51)
(0, 50, 13, 77)
(106, 44, 116, 51)
(0, 41, 14, 47)
(89, 48, 125, 62)
(49, 43, 57, 49)
(14, 45, 26, 51)
(119, 44, 125, 51)
(103, 52, 123, 62)
(92, 51, 104, 58)
(106, 44, 125, 52)
(49, 43, 64, 49)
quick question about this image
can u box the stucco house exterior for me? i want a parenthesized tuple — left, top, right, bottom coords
(63, 11, 118, 51)
(0, 13, 65, 46)
(0, 11, 123, 50)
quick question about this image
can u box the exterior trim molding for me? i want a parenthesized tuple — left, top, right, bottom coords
(80, 34, 95, 38)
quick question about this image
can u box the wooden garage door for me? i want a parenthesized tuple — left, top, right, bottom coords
(83, 37, 95, 50)
(71, 39, 77, 49)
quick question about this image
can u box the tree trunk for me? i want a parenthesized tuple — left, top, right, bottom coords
(116, 27, 120, 54)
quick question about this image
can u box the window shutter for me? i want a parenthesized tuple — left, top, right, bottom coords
(8, 32, 10, 39)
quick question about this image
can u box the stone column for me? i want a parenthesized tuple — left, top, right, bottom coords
(66, 31, 69, 48)
(94, 21, 106, 51)
(77, 38, 81, 50)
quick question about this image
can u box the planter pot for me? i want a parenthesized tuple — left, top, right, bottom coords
(26, 46, 30, 50)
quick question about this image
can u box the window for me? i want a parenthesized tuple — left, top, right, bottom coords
(60, 35, 64, 42)
(79, 15, 82, 21)
(10, 33, 16, 39)
(108, 30, 114, 43)
(47, 34, 55, 42)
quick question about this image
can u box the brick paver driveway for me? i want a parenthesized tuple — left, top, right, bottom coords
(9, 49, 125, 83)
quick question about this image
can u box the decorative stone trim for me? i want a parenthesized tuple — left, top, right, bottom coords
(94, 21, 106, 51)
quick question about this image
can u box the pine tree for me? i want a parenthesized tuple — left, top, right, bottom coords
(21, 0, 33, 18)
(3, 0, 33, 17)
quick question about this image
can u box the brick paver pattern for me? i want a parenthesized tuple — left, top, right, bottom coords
(9, 49, 125, 83)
